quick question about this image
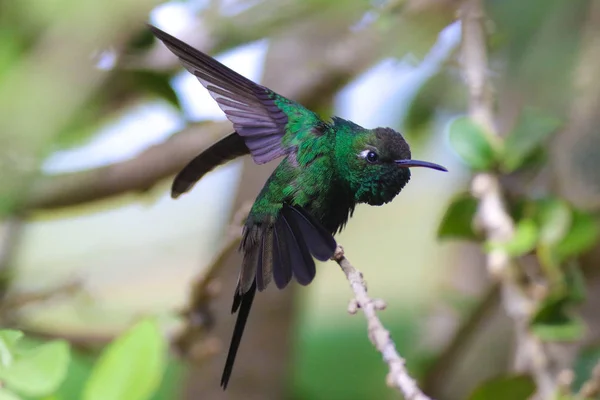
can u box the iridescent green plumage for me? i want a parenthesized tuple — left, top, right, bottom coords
(149, 25, 447, 390)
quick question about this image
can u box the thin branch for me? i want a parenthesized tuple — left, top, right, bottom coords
(0, 280, 82, 313)
(460, 0, 555, 397)
(332, 246, 434, 400)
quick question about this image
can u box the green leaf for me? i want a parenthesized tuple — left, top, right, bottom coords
(502, 108, 561, 172)
(536, 198, 571, 245)
(572, 344, 600, 392)
(0, 331, 24, 367)
(556, 209, 599, 259)
(437, 193, 479, 241)
(531, 316, 585, 341)
(83, 319, 166, 400)
(531, 295, 584, 341)
(0, 388, 22, 400)
(0, 340, 70, 397)
(486, 219, 538, 257)
(468, 374, 535, 400)
(448, 116, 497, 170)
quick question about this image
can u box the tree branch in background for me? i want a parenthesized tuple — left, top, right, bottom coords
(332, 246, 434, 400)
(422, 283, 501, 392)
(460, 0, 556, 397)
(0, 216, 25, 302)
(173, 203, 251, 359)
(25, 122, 231, 210)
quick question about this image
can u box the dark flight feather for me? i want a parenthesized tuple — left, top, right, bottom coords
(221, 205, 335, 388)
(148, 25, 290, 165)
(221, 281, 256, 389)
(171, 132, 249, 198)
(282, 205, 337, 261)
(277, 208, 316, 286)
(271, 224, 293, 290)
(257, 228, 274, 291)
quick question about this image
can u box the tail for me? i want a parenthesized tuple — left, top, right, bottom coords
(220, 205, 336, 389)
(220, 281, 256, 389)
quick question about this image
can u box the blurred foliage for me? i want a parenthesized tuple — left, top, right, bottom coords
(466, 375, 535, 400)
(1, 0, 600, 399)
(437, 193, 480, 241)
(82, 319, 166, 400)
(0, 330, 69, 399)
(573, 344, 600, 392)
(0, 321, 175, 400)
(448, 116, 499, 171)
(501, 108, 561, 173)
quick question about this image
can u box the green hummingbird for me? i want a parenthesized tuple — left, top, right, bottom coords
(149, 24, 447, 389)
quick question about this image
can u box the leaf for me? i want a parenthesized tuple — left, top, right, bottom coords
(572, 344, 600, 392)
(0, 388, 21, 400)
(448, 116, 497, 170)
(83, 319, 166, 400)
(531, 295, 584, 341)
(0, 331, 23, 367)
(437, 193, 479, 241)
(486, 219, 538, 257)
(502, 108, 561, 172)
(536, 198, 571, 245)
(468, 374, 535, 400)
(0, 340, 70, 397)
(531, 316, 585, 341)
(556, 209, 599, 259)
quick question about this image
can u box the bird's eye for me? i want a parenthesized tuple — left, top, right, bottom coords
(366, 151, 379, 163)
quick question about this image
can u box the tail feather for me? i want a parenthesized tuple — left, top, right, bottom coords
(221, 281, 256, 389)
(282, 205, 337, 261)
(271, 224, 293, 289)
(256, 228, 274, 291)
(277, 209, 316, 286)
(221, 204, 336, 388)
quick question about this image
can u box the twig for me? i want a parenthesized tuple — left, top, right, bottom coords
(332, 246, 434, 400)
(0, 280, 82, 317)
(459, 0, 555, 397)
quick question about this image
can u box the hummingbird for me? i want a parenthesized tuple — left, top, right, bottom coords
(149, 24, 447, 389)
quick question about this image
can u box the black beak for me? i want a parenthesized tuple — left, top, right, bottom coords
(395, 159, 448, 172)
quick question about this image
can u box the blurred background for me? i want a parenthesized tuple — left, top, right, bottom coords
(0, 0, 599, 399)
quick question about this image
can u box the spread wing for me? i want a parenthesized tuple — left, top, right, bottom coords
(149, 25, 325, 166)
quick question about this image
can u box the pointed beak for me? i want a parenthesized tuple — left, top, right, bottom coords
(395, 159, 448, 172)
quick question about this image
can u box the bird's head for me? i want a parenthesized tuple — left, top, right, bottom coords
(335, 122, 447, 206)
